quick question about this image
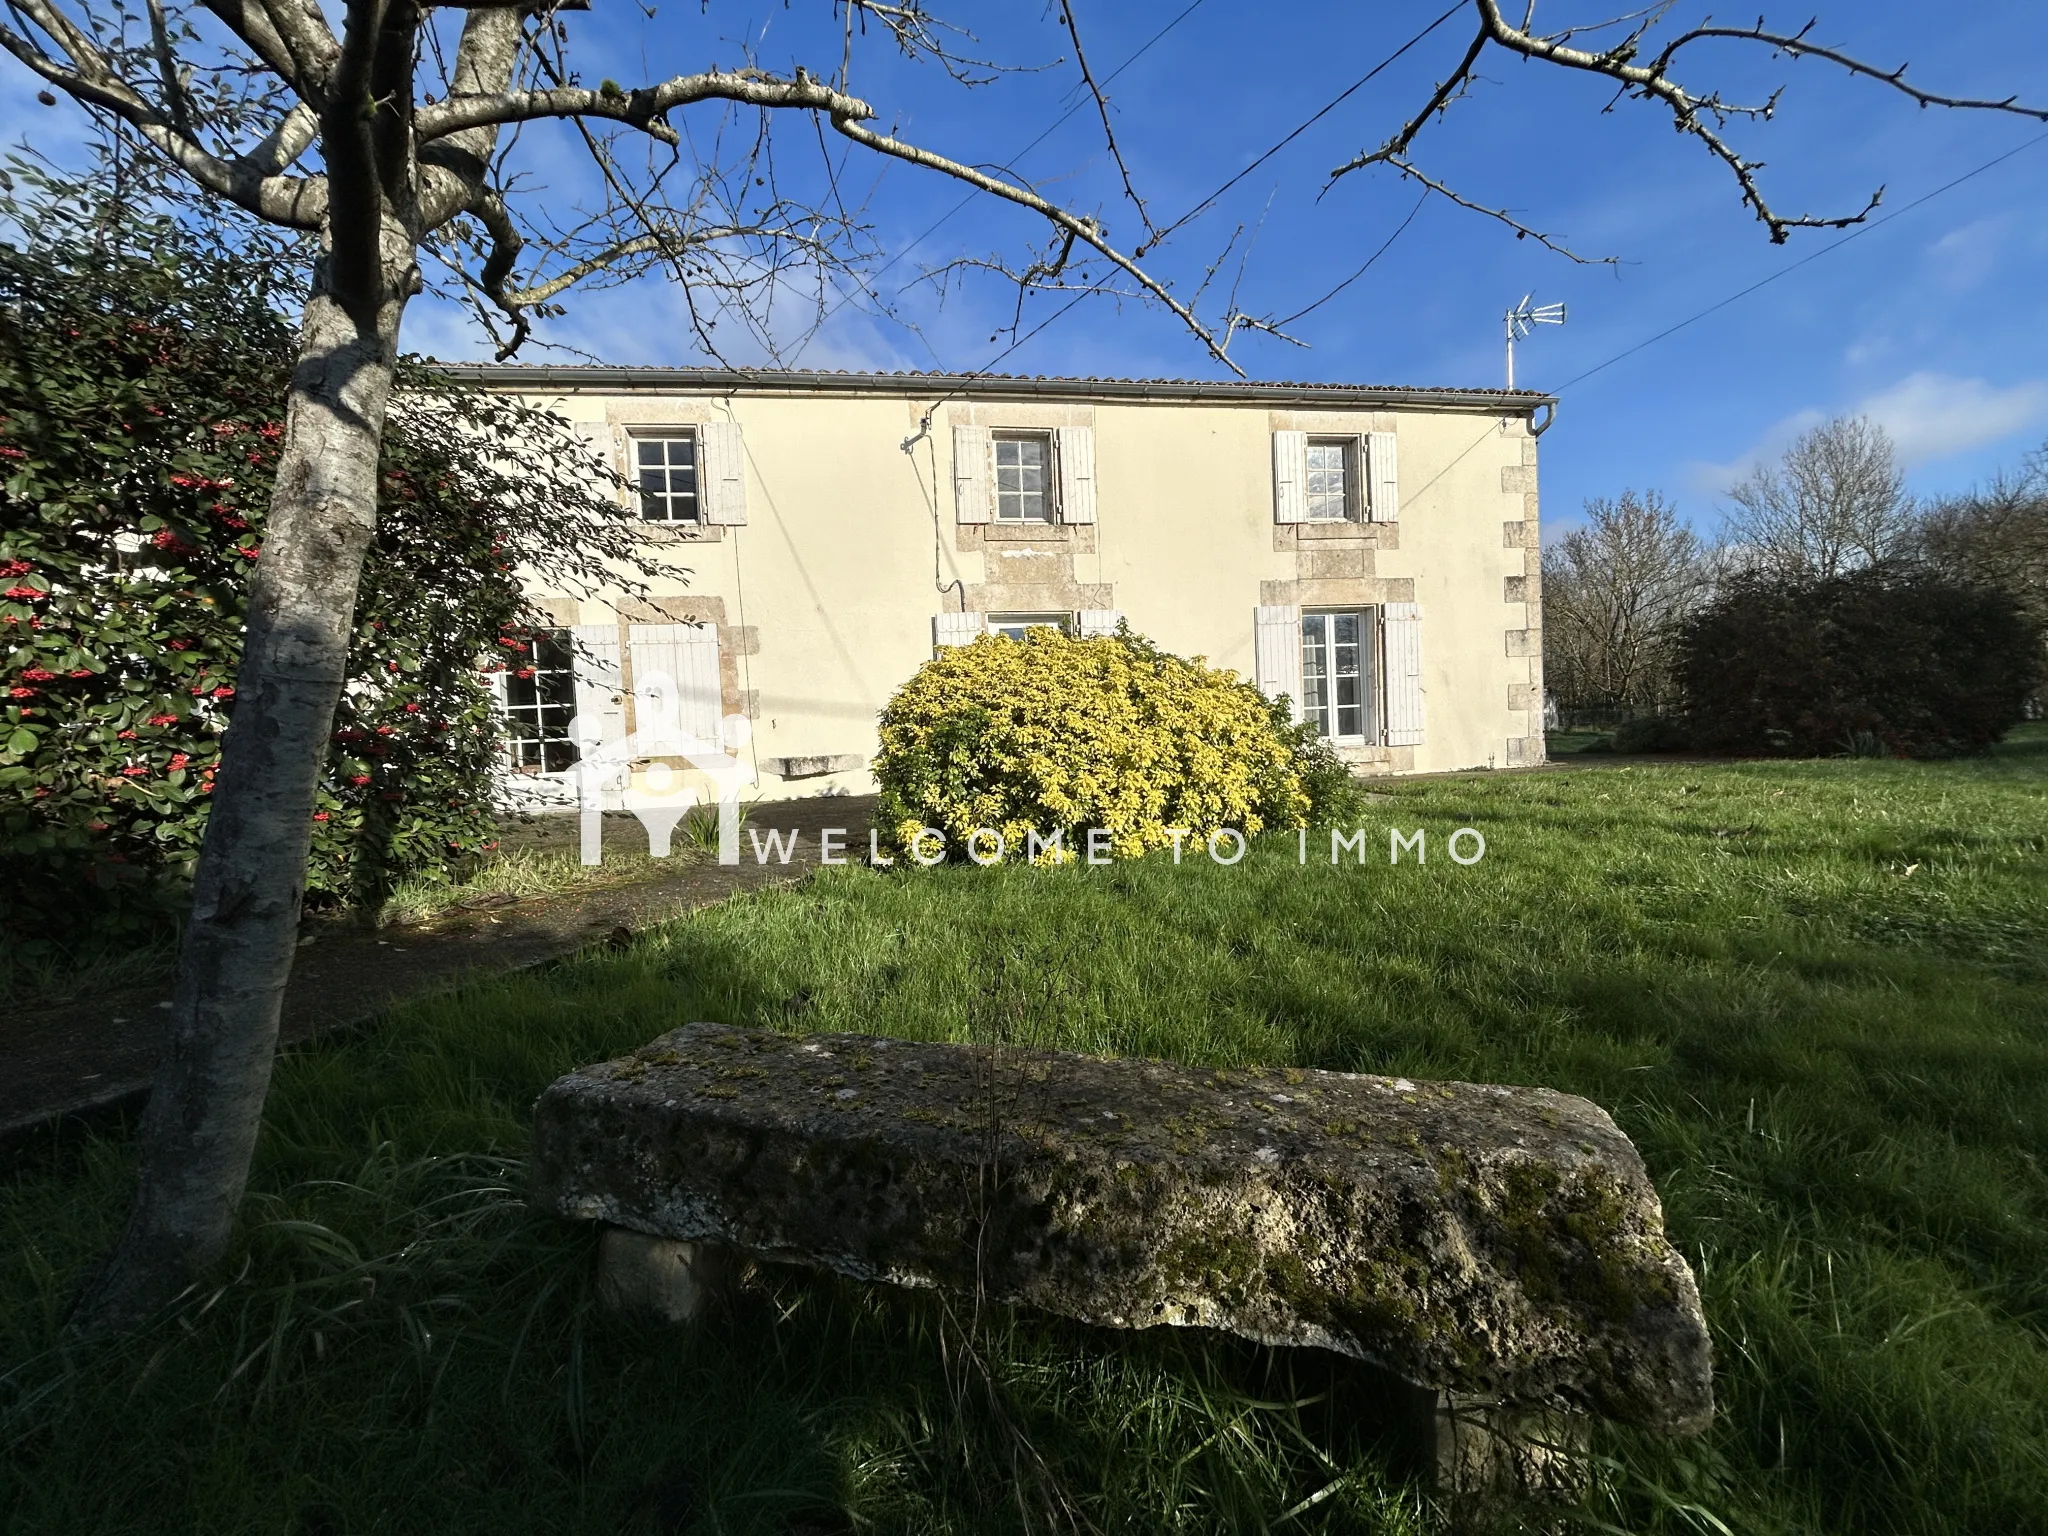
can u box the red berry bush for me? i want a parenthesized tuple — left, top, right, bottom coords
(1, 242, 648, 953)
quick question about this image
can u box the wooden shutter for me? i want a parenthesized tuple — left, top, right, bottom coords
(627, 622, 723, 750)
(573, 423, 625, 505)
(699, 420, 748, 525)
(1076, 608, 1122, 638)
(571, 623, 628, 752)
(1368, 430, 1399, 523)
(933, 611, 985, 650)
(1271, 430, 1308, 524)
(1056, 425, 1096, 524)
(1253, 604, 1304, 721)
(1381, 601, 1424, 746)
(952, 425, 990, 523)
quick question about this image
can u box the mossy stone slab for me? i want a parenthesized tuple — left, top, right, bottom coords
(529, 1023, 1712, 1435)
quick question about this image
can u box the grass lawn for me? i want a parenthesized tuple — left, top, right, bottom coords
(6, 728, 2048, 1534)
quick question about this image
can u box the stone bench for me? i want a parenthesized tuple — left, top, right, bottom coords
(529, 1024, 1712, 1506)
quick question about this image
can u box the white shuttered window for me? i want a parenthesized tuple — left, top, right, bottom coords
(933, 611, 985, 649)
(1299, 610, 1378, 741)
(952, 426, 990, 523)
(699, 419, 748, 525)
(626, 623, 723, 751)
(1368, 430, 1400, 523)
(1075, 608, 1122, 638)
(1271, 431, 1308, 524)
(570, 623, 627, 756)
(1056, 425, 1096, 524)
(1253, 604, 1305, 719)
(1381, 601, 1425, 745)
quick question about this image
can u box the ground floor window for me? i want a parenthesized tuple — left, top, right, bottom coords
(499, 628, 577, 773)
(987, 612, 1070, 641)
(1300, 609, 1377, 742)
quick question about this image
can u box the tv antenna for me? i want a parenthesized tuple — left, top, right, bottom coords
(1504, 294, 1566, 390)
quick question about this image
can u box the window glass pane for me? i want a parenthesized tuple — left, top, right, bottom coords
(634, 435, 697, 522)
(1302, 611, 1371, 739)
(990, 614, 1066, 641)
(1299, 614, 1332, 737)
(993, 436, 1049, 521)
(1306, 438, 1352, 521)
(498, 628, 578, 773)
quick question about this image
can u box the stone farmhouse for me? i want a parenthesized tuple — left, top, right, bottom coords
(458, 367, 1554, 807)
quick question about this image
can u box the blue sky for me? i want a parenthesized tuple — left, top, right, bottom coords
(9, 2, 2048, 537)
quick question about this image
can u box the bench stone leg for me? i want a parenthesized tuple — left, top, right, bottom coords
(595, 1226, 733, 1323)
(1390, 1380, 1590, 1525)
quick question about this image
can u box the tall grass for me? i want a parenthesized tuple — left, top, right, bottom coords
(5, 730, 2046, 1533)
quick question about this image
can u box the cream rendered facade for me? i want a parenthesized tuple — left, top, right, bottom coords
(466, 367, 1552, 806)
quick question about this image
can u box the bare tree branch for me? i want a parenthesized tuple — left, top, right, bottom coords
(0, 4, 326, 226)
(1329, 1, 2048, 245)
(246, 0, 342, 102)
(1055, 0, 1155, 251)
(1649, 19, 2048, 119)
(1327, 21, 1489, 181)
(416, 64, 853, 145)
(1386, 157, 1618, 264)
(196, 0, 322, 98)
(144, 0, 196, 137)
(243, 98, 319, 174)
(1475, 0, 2046, 242)
(829, 108, 1241, 372)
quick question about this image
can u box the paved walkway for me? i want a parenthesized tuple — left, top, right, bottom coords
(1, 798, 877, 1144)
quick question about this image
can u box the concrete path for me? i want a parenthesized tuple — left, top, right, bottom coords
(1, 798, 876, 1145)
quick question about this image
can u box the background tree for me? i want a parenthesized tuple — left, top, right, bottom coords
(1673, 565, 2042, 757)
(1721, 415, 1915, 580)
(4, 0, 2042, 1331)
(1914, 444, 2048, 712)
(1542, 489, 1709, 717)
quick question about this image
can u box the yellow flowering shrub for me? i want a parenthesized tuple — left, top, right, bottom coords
(873, 627, 1313, 862)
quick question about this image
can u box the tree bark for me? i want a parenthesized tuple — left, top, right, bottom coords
(68, 234, 413, 1333)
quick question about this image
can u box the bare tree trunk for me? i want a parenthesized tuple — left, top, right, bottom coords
(69, 249, 410, 1333)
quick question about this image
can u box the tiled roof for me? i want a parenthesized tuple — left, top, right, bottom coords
(439, 362, 1553, 412)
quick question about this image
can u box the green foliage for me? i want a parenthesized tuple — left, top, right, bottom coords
(1673, 564, 2043, 758)
(872, 626, 1331, 861)
(0, 236, 645, 955)
(1268, 699, 1374, 824)
(6, 736, 2048, 1531)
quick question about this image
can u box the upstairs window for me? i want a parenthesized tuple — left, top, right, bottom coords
(992, 432, 1052, 522)
(499, 629, 577, 773)
(635, 433, 699, 523)
(1305, 437, 1360, 522)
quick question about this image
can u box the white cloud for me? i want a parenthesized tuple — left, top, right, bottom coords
(1853, 371, 2048, 467)
(1687, 371, 2048, 493)
(1928, 217, 2007, 292)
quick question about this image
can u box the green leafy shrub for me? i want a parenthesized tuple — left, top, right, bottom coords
(0, 240, 644, 954)
(1673, 565, 2042, 757)
(873, 626, 1339, 861)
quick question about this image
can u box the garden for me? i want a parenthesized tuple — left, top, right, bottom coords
(6, 730, 2046, 1535)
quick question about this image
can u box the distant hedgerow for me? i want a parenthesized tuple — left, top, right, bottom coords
(1673, 564, 2042, 758)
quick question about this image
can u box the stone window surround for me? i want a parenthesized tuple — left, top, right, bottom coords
(588, 401, 737, 543)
